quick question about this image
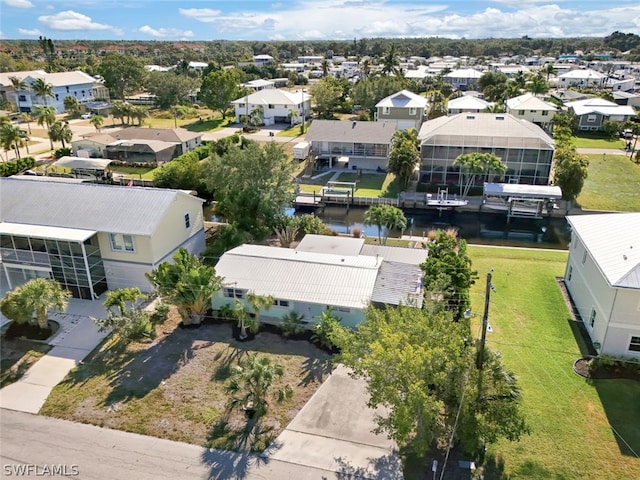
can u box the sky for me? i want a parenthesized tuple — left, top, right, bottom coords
(1, 0, 639, 42)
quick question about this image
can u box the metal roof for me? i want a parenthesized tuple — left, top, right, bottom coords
(371, 261, 424, 308)
(215, 244, 380, 309)
(231, 89, 310, 106)
(567, 213, 640, 289)
(418, 113, 555, 150)
(444, 68, 483, 79)
(0, 177, 204, 236)
(558, 69, 605, 79)
(360, 244, 429, 265)
(296, 234, 364, 256)
(53, 157, 112, 170)
(566, 98, 636, 117)
(447, 95, 492, 110)
(0, 222, 96, 242)
(305, 120, 396, 144)
(112, 127, 201, 143)
(506, 93, 558, 111)
(484, 183, 562, 199)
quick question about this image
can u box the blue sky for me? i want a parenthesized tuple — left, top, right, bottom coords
(1, 0, 639, 41)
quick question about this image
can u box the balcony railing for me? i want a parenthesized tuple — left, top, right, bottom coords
(0, 248, 50, 266)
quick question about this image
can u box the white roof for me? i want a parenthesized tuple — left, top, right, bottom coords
(232, 89, 309, 106)
(245, 79, 275, 88)
(0, 70, 96, 87)
(506, 93, 557, 111)
(0, 222, 96, 242)
(296, 234, 365, 256)
(558, 69, 605, 80)
(444, 68, 483, 79)
(447, 95, 492, 110)
(53, 157, 112, 170)
(484, 182, 562, 199)
(215, 244, 380, 309)
(566, 98, 636, 117)
(376, 90, 429, 108)
(567, 213, 640, 289)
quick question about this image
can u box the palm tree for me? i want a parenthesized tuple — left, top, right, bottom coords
(145, 248, 222, 326)
(9, 76, 28, 112)
(288, 108, 299, 127)
(111, 100, 128, 125)
(33, 105, 56, 150)
(381, 43, 400, 76)
(0, 122, 24, 159)
(90, 114, 104, 132)
(388, 128, 420, 191)
(321, 59, 330, 77)
(542, 63, 557, 83)
(49, 120, 73, 148)
(0, 278, 70, 330)
(63, 96, 80, 115)
(361, 58, 371, 80)
(18, 113, 31, 134)
(31, 78, 54, 106)
(249, 105, 264, 128)
(225, 353, 292, 420)
(527, 73, 548, 96)
(131, 105, 148, 126)
(103, 287, 146, 317)
(363, 204, 407, 245)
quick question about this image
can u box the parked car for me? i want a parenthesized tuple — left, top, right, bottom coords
(81, 112, 93, 119)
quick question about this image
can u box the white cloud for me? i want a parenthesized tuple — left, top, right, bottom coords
(3, 0, 34, 8)
(139, 25, 195, 39)
(38, 10, 123, 35)
(18, 28, 42, 35)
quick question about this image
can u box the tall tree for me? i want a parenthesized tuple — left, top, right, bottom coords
(336, 305, 528, 458)
(145, 248, 222, 326)
(18, 113, 31, 134)
(478, 72, 509, 102)
(553, 148, 589, 210)
(63, 95, 80, 115)
(381, 43, 401, 76)
(363, 204, 407, 245)
(204, 141, 295, 239)
(453, 152, 507, 197)
(48, 120, 73, 148)
(144, 71, 198, 109)
(0, 278, 70, 330)
(90, 114, 104, 132)
(541, 63, 557, 82)
(310, 76, 343, 119)
(9, 76, 28, 111)
(98, 53, 147, 100)
(388, 128, 420, 191)
(526, 73, 548, 96)
(421, 229, 477, 322)
(33, 105, 56, 150)
(198, 68, 241, 119)
(38, 35, 56, 72)
(31, 78, 54, 106)
(0, 122, 24, 159)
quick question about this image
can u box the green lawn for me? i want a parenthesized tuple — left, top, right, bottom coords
(577, 154, 640, 211)
(468, 246, 640, 480)
(277, 122, 310, 137)
(335, 172, 399, 197)
(572, 135, 625, 150)
(110, 165, 158, 180)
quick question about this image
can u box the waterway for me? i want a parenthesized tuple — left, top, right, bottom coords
(204, 205, 571, 249)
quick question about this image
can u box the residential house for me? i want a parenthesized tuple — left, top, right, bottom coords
(443, 68, 484, 91)
(505, 93, 557, 129)
(242, 79, 275, 91)
(0, 178, 205, 299)
(375, 90, 429, 130)
(231, 89, 311, 126)
(447, 95, 493, 115)
(211, 235, 426, 328)
(253, 54, 274, 66)
(612, 91, 640, 108)
(564, 213, 640, 359)
(565, 98, 636, 131)
(72, 128, 202, 164)
(0, 70, 106, 114)
(418, 113, 555, 187)
(305, 120, 397, 171)
(557, 69, 606, 89)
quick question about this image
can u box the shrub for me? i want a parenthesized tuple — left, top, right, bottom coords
(311, 308, 344, 350)
(54, 148, 72, 159)
(0, 157, 36, 177)
(280, 311, 306, 337)
(351, 227, 362, 238)
(150, 302, 170, 325)
(93, 308, 155, 342)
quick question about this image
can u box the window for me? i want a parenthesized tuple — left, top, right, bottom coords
(223, 288, 244, 299)
(184, 213, 190, 229)
(273, 299, 289, 307)
(582, 251, 587, 264)
(268, 104, 274, 109)
(109, 233, 134, 252)
(382, 106, 390, 115)
(519, 110, 525, 115)
(542, 110, 549, 116)
(589, 308, 596, 328)
(587, 114, 597, 123)
(409, 107, 417, 116)
(629, 336, 640, 352)
(333, 306, 350, 313)
(567, 266, 573, 281)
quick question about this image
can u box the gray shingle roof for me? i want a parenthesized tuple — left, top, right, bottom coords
(112, 127, 201, 143)
(0, 178, 203, 236)
(305, 120, 397, 144)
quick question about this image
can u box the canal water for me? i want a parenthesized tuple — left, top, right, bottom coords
(204, 205, 571, 249)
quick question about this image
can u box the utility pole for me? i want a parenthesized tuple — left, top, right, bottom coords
(476, 269, 494, 370)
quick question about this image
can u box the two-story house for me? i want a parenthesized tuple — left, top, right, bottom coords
(565, 98, 636, 131)
(375, 90, 429, 130)
(232, 89, 311, 126)
(506, 93, 557, 129)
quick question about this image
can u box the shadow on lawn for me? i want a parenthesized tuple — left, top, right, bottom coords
(594, 379, 640, 457)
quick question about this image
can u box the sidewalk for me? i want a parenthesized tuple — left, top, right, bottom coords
(0, 298, 110, 413)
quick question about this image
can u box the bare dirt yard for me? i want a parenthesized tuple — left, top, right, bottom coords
(40, 309, 332, 452)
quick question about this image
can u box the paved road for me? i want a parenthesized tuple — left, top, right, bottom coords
(0, 410, 344, 480)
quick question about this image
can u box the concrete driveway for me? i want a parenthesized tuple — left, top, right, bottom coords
(265, 364, 403, 479)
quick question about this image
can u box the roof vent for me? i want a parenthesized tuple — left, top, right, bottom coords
(496, 116, 505, 120)
(623, 254, 628, 260)
(466, 115, 475, 120)
(352, 121, 356, 128)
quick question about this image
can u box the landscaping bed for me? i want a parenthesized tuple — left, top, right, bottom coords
(40, 309, 332, 452)
(0, 337, 51, 387)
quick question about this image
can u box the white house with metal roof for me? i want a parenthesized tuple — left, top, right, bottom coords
(211, 235, 426, 328)
(447, 95, 493, 115)
(505, 93, 557, 128)
(443, 68, 484, 91)
(557, 69, 606, 89)
(0, 178, 205, 299)
(565, 98, 636, 131)
(375, 90, 429, 130)
(564, 213, 640, 359)
(231, 89, 311, 126)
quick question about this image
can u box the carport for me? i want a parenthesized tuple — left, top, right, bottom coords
(52, 157, 113, 181)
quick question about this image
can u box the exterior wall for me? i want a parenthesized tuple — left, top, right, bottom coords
(20, 82, 96, 114)
(564, 236, 616, 352)
(150, 195, 205, 263)
(506, 108, 556, 125)
(234, 100, 311, 125)
(558, 77, 605, 88)
(576, 112, 604, 131)
(447, 107, 483, 115)
(103, 259, 153, 292)
(71, 139, 108, 157)
(376, 107, 424, 130)
(602, 287, 640, 358)
(97, 233, 154, 264)
(311, 141, 390, 170)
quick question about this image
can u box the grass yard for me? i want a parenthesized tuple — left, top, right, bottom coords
(277, 122, 310, 138)
(1, 338, 51, 388)
(468, 246, 640, 480)
(572, 135, 626, 150)
(110, 165, 158, 180)
(336, 172, 399, 198)
(40, 311, 331, 452)
(577, 154, 640, 211)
